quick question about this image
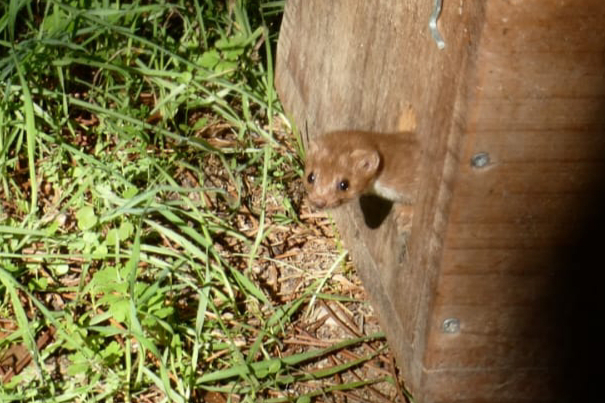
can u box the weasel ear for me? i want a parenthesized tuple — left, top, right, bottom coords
(351, 149, 380, 175)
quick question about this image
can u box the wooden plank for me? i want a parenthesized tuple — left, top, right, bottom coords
(445, 221, 579, 249)
(479, 51, 605, 99)
(420, 368, 561, 403)
(425, 338, 562, 371)
(481, 0, 605, 53)
(471, 130, 605, 162)
(276, 0, 424, 134)
(433, 274, 560, 307)
(276, 1, 488, 395)
(471, 99, 605, 131)
(431, 1, 605, 400)
(449, 194, 585, 224)
(276, 0, 605, 401)
(441, 248, 556, 275)
(456, 162, 605, 195)
(425, 308, 564, 369)
(435, 0, 605, 400)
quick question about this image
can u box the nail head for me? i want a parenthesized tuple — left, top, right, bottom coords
(471, 152, 490, 168)
(442, 318, 460, 333)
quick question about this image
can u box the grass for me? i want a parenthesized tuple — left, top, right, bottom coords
(0, 1, 407, 402)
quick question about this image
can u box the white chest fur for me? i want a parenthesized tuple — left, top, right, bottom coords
(369, 180, 402, 202)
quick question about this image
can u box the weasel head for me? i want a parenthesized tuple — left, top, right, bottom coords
(304, 139, 381, 209)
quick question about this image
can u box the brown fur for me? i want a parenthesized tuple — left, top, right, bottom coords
(304, 130, 420, 208)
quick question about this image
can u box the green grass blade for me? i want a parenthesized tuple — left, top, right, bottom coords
(0, 267, 40, 376)
(196, 333, 385, 384)
(247, 145, 270, 273)
(306, 250, 348, 316)
(12, 52, 38, 216)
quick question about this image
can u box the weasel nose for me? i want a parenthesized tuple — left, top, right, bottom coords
(311, 199, 326, 209)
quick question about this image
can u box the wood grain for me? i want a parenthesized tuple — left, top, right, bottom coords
(426, 0, 605, 401)
(276, 0, 605, 401)
(422, 368, 561, 403)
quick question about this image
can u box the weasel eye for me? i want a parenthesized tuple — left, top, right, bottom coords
(338, 179, 349, 191)
(307, 172, 316, 184)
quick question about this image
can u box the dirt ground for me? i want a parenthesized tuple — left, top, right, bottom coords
(0, 123, 409, 402)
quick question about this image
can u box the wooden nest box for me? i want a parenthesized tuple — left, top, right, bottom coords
(276, 1, 605, 402)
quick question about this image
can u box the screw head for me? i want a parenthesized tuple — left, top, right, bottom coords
(442, 318, 460, 333)
(471, 152, 490, 168)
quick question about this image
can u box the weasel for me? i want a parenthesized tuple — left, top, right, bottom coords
(304, 130, 420, 209)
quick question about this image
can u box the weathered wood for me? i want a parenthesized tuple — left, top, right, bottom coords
(422, 369, 561, 403)
(276, 0, 605, 401)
